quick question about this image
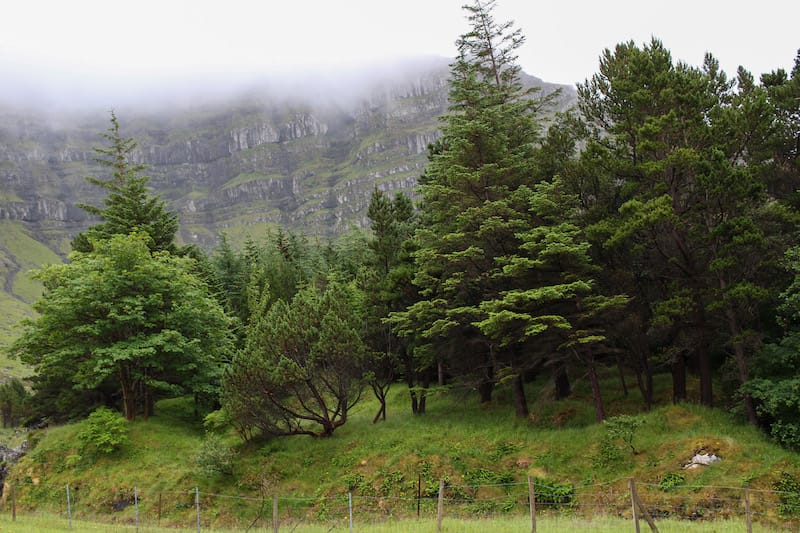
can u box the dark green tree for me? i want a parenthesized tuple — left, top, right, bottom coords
(10, 233, 234, 421)
(72, 112, 178, 254)
(222, 282, 367, 438)
(364, 188, 418, 419)
(0, 378, 30, 427)
(391, 0, 563, 413)
(575, 40, 797, 420)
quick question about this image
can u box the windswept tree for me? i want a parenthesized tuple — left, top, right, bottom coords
(222, 282, 368, 438)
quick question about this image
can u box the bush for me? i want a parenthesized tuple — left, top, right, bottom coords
(78, 407, 129, 455)
(604, 414, 645, 454)
(195, 434, 236, 477)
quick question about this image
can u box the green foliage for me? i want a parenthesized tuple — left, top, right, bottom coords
(223, 281, 368, 438)
(194, 434, 236, 477)
(590, 437, 625, 470)
(78, 407, 129, 455)
(658, 472, 686, 491)
(0, 377, 31, 427)
(603, 414, 645, 454)
(9, 233, 234, 421)
(774, 471, 800, 518)
(531, 477, 575, 507)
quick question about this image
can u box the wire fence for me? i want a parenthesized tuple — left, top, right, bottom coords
(2, 476, 800, 531)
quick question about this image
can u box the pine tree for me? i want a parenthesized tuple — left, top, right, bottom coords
(390, 1, 614, 417)
(72, 112, 178, 253)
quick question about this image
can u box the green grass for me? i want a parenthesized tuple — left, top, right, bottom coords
(0, 512, 790, 532)
(6, 370, 800, 530)
(222, 172, 288, 190)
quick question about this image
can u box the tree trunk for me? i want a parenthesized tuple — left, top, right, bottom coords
(119, 366, 136, 421)
(371, 382, 388, 423)
(402, 344, 420, 415)
(617, 356, 628, 397)
(636, 352, 654, 410)
(692, 295, 714, 407)
(587, 348, 605, 423)
(671, 353, 687, 404)
(512, 374, 529, 418)
(553, 365, 571, 400)
(725, 306, 759, 425)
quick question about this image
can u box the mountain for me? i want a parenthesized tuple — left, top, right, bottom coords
(0, 57, 576, 346)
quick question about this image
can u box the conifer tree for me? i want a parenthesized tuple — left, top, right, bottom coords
(391, 1, 615, 417)
(72, 112, 178, 253)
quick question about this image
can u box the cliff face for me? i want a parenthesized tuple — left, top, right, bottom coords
(0, 58, 576, 341)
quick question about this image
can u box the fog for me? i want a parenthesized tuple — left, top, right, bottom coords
(1, 0, 797, 116)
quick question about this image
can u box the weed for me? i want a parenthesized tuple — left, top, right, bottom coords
(658, 472, 686, 491)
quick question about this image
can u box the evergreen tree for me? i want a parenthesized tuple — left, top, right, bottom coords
(392, 0, 606, 417)
(575, 40, 797, 419)
(72, 112, 178, 254)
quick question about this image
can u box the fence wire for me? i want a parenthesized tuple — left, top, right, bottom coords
(1, 477, 799, 531)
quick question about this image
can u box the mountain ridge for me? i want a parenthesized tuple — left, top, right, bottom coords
(0, 57, 577, 345)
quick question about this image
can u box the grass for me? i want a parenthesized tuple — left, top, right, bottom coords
(5, 369, 800, 530)
(0, 512, 790, 532)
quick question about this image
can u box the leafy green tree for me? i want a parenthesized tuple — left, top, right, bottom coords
(72, 112, 178, 254)
(222, 282, 367, 438)
(10, 233, 234, 421)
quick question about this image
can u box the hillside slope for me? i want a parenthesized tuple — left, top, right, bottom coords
(5, 373, 799, 530)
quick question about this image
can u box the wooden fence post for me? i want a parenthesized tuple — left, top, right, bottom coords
(436, 479, 444, 532)
(528, 475, 536, 533)
(629, 478, 659, 533)
(273, 495, 279, 533)
(744, 484, 753, 533)
(11, 483, 16, 522)
(629, 478, 640, 533)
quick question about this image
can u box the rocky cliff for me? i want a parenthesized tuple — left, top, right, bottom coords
(0, 57, 576, 343)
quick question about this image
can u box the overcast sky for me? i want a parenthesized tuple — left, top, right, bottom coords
(1, 0, 797, 109)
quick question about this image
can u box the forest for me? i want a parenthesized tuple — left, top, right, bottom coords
(5, 0, 800, 455)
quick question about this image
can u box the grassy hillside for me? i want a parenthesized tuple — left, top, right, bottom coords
(5, 370, 800, 530)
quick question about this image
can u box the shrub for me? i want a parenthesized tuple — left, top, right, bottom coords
(78, 407, 129, 455)
(604, 414, 645, 454)
(195, 434, 236, 477)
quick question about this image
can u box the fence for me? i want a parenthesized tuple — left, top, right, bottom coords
(2, 476, 800, 531)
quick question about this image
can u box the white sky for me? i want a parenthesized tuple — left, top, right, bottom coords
(1, 0, 798, 108)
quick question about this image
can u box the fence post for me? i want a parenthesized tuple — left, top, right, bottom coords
(348, 491, 354, 533)
(629, 478, 659, 533)
(436, 479, 444, 532)
(273, 495, 279, 533)
(66, 483, 72, 529)
(11, 483, 16, 522)
(195, 487, 200, 533)
(158, 493, 162, 525)
(528, 475, 536, 533)
(417, 474, 422, 517)
(629, 478, 640, 533)
(134, 486, 139, 532)
(744, 484, 753, 533)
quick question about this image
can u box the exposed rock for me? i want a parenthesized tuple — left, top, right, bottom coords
(0, 442, 28, 495)
(684, 453, 721, 469)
